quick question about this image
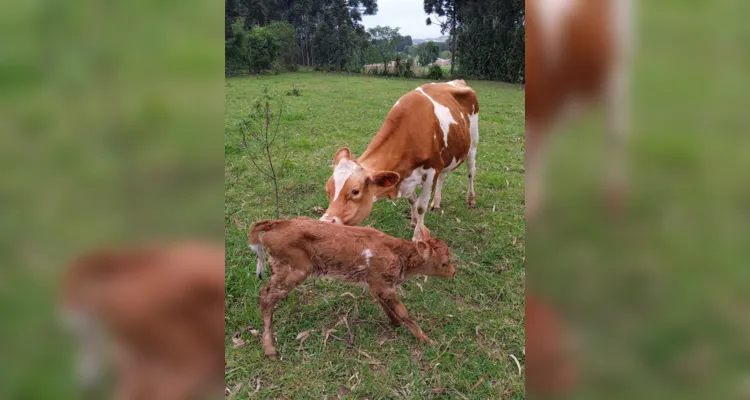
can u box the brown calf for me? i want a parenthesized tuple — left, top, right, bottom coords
(248, 217, 455, 359)
(320, 80, 480, 240)
(60, 241, 225, 400)
(525, 0, 632, 221)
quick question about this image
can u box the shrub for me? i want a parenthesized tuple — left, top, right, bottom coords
(285, 85, 301, 96)
(426, 64, 445, 80)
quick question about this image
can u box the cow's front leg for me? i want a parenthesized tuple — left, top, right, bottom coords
(407, 193, 418, 228)
(412, 169, 436, 240)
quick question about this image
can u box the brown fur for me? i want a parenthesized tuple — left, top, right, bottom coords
(525, 0, 630, 221)
(60, 241, 225, 400)
(321, 81, 480, 237)
(248, 217, 455, 359)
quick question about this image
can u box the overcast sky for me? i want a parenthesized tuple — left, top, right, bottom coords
(361, 0, 444, 39)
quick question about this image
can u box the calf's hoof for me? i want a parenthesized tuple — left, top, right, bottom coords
(264, 349, 277, 360)
(430, 205, 440, 211)
(467, 194, 476, 208)
(418, 336, 435, 345)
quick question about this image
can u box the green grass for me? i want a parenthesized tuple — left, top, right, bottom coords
(225, 72, 525, 398)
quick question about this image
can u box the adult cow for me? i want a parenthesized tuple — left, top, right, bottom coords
(525, 0, 632, 222)
(320, 80, 479, 240)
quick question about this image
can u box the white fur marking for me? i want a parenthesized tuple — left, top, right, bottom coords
(416, 87, 456, 147)
(333, 159, 359, 201)
(468, 113, 479, 148)
(444, 157, 461, 172)
(538, 0, 577, 65)
(447, 81, 457, 87)
(398, 167, 427, 198)
(362, 249, 373, 266)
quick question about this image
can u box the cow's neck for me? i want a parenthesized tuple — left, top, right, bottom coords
(357, 125, 410, 200)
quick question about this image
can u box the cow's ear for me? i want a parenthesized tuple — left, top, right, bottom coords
(416, 240, 432, 259)
(333, 147, 351, 166)
(370, 171, 400, 188)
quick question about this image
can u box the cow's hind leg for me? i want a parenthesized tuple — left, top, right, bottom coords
(430, 172, 448, 211)
(467, 113, 479, 207)
(259, 257, 310, 359)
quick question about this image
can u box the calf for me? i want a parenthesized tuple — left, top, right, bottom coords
(525, 0, 632, 222)
(320, 80, 480, 240)
(60, 241, 225, 400)
(248, 217, 455, 359)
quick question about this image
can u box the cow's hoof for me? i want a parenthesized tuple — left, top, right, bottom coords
(264, 350, 277, 360)
(430, 205, 440, 211)
(467, 194, 476, 208)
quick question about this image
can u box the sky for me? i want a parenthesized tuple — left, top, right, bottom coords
(361, 0, 444, 39)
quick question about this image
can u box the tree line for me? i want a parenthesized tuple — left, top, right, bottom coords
(225, 0, 524, 83)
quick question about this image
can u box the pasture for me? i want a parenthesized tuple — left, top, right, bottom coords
(224, 72, 525, 398)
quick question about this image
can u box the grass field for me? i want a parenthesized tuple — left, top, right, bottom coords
(224, 72, 525, 398)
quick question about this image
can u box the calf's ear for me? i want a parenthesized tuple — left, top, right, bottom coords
(416, 241, 432, 259)
(370, 171, 400, 189)
(333, 147, 351, 166)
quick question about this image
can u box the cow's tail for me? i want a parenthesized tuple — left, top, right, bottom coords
(248, 220, 280, 279)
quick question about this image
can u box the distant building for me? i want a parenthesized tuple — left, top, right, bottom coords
(434, 58, 451, 66)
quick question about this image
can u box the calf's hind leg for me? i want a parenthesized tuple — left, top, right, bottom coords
(259, 258, 310, 360)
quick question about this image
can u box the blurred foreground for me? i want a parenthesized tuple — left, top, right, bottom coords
(61, 242, 225, 399)
(0, 0, 222, 397)
(528, 0, 750, 399)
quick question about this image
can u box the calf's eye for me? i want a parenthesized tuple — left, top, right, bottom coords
(352, 189, 360, 196)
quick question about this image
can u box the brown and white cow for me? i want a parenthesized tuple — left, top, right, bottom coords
(60, 241, 225, 400)
(248, 217, 455, 359)
(525, 0, 632, 222)
(320, 80, 480, 240)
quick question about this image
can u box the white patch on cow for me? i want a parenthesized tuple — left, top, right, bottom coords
(468, 112, 479, 148)
(333, 159, 359, 201)
(444, 157, 461, 172)
(460, 112, 464, 120)
(372, 195, 377, 202)
(447, 81, 457, 87)
(362, 249, 373, 266)
(538, 0, 578, 65)
(416, 87, 456, 147)
(392, 99, 400, 109)
(398, 167, 427, 198)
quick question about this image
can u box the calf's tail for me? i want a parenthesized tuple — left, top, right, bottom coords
(248, 220, 279, 279)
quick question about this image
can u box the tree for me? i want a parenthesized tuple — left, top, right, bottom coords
(368, 25, 402, 70)
(238, 86, 287, 218)
(267, 21, 299, 71)
(247, 27, 278, 73)
(395, 35, 413, 52)
(457, 0, 524, 82)
(439, 50, 451, 59)
(418, 41, 439, 67)
(424, 0, 458, 75)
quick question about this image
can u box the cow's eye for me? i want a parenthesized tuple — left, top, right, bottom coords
(352, 189, 360, 196)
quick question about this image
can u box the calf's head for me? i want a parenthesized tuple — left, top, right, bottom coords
(413, 226, 455, 279)
(321, 147, 399, 226)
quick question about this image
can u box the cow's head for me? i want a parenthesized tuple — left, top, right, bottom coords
(320, 147, 399, 225)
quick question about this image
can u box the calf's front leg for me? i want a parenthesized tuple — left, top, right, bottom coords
(375, 289, 433, 344)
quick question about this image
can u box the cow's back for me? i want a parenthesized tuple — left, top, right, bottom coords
(526, 0, 621, 129)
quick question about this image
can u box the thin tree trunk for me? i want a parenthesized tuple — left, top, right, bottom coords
(450, 7, 457, 76)
(263, 102, 281, 218)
